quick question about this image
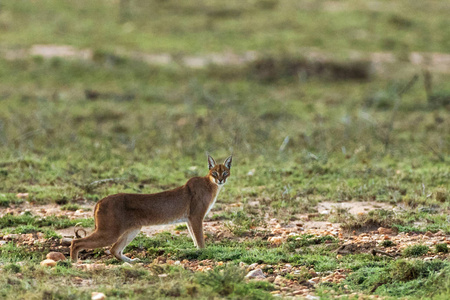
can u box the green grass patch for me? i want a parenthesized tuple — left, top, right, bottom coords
(403, 245, 430, 257)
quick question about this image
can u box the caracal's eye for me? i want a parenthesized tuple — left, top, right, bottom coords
(212, 172, 218, 177)
(223, 171, 228, 176)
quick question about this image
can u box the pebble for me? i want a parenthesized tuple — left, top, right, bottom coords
(91, 292, 106, 300)
(245, 268, 266, 279)
(40, 259, 57, 267)
(273, 275, 284, 285)
(247, 263, 258, 270)
(268, 236, 284, 245)
(46, 252, 66, 262)
(378, 227, 393, 235)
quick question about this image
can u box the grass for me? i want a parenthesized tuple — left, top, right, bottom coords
(403, 245, 430, 257)
(2, 0, 450, 54)
(0, 0, 449, 299)
(339, 259, 450, 298)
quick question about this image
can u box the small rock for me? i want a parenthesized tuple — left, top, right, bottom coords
(46, 252, 66, 262)
(378, 227, 393, 235)
(273, 275, 284, 285)
(77, 263, 106, 271)
(158, 274, 168, 278)
(305, 295, 320, 300)
(91, 292, 106, 300)
(61, 237, 73, 246)
(122, 262, 132, 267)
(308, 277, 320, 285)
(245, 268, 266, 279)
(155, 256, 166, 264)
(247, 262, 258, 270)
(5, 234, 19, 241)
(74, 209, 85, 216)
(16, 193, 29, 199)
(424, 231, 434, 237)
(0, 241, 7, 246)
(40, 259, 57, 267)
(268, 236, 284, 245)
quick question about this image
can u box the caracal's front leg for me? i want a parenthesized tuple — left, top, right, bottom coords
(188, 218, 205, 249)
(111, 228, 141, 263)
(186, 222, 198, 247)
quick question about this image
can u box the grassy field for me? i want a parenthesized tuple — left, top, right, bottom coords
(0, 0, 449, 299)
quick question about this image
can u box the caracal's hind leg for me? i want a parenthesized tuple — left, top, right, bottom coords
(186, 222, 198, 247)
(188, 218, 205, 249)
(111, 228, 141, 263)
(70, 230, 120, 263)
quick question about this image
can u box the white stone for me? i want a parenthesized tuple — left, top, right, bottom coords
(245, 268, 266, 279)
(91, 292, 106, 300)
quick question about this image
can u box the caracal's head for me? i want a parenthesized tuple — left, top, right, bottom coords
(207, 155, 232, 187)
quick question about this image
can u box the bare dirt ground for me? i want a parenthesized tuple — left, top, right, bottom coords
(1, 200, 449, 298)
(2, 44, 450, 74)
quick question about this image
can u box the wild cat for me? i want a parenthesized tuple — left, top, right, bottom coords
(70, 155, 232, 262)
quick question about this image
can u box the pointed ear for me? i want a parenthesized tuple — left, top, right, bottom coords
(207, 155, 216, 170)
(223, 155, 232, 169)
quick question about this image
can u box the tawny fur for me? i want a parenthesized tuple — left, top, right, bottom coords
(70, 155, 232, 263)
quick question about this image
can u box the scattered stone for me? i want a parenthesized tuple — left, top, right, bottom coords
(247, 263, 258, 271)
(305, 295, 320, 300)
(4, 234, 19, 241)
(91, 292, 106, 300)
(268, 236, 284, 245)
(61, 237, 73, 246)
(0, 241, 7, 246)
(46, 252, 66, 262)
(378, 227, 393, 235)
(158, 274, 168, 278)
(424, 231, 434, 237)
(273, 275, 284, 285)
(40, 259, 57, 267)
(308, 277, 320, 285)
(122, 262, 132, 267)
(77, 263, 106, 271)
(245, 268, 266, 279)
(154, 256, 166, 264)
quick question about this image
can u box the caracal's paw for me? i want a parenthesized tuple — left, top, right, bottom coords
(121, 256, 140, 263)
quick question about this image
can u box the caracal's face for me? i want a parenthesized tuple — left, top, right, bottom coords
(209, 164, 230, 186)
(207, 155, 232, 187)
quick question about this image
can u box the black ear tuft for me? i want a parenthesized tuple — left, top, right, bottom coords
(224, 155, 232, 169)
(207, 155, 216, 170)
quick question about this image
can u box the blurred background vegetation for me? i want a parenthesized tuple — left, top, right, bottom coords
(0, 0, 448, 212)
